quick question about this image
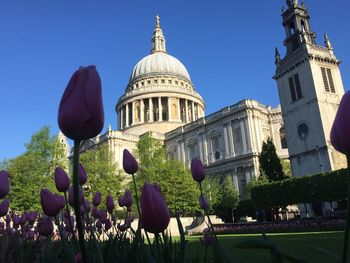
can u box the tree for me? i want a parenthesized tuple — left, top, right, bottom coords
(80, 144, 122, 207)
(135, 132, 199, 216)
(259, 138, 285, 182)
(7, 126, 68, 212)
(211, 176, 239, 223)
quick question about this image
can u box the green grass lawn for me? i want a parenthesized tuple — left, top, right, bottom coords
(184, 231, 344, 263)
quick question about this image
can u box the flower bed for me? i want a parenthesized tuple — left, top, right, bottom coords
(212, 218, 345, 234)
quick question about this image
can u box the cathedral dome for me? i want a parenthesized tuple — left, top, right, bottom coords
(129, 52, 191, 82)
(116, 16, 205, 136)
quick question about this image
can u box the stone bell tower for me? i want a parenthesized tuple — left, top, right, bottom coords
(273, 0, 346, 178)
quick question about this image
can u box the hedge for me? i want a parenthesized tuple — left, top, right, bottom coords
(249, 169, 348, 209)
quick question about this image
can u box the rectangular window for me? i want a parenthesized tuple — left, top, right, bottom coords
(288, 77, 297, 101)
(321, 67, 336, 93)
(288, 73, 303, 102)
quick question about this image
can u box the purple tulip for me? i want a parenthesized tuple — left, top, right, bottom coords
(5, 214, 11, 224)
(68, 186, 83, 207)
(64, 215, 74, 233)
(84, 199, 91, 212)
(93, 191, 101, 206)
(40, 189, 64, 217)
(106, 195, 114, 212)
(54, 167, 70, 192)
(37, 216, 54, 237)
(0, 171, 9, 198)
(123, 149, 138, 174)
(78, 163, 87, 185)
(92, 207, 101, 219)
(199, 194, 209, 210)
(118, 189, 132, 208)
(140, 183, 170, 234)
(104, 219, 112, 231)
(331, 91, 350, 155)
(200, 228, 213, 246)
(0, 199, 9, 217)
(19, 213, 27, 225)
(58, 65, 104, 141)
(191, 159, 205, 183)
(28, 211, 38, 225)
(13, 214, 20, 225)
(100, 210, 108, 224)
(96, 220, 102, 230)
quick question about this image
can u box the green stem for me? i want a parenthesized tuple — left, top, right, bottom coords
(73, 139, 88, 263)
(342, 155, 350, 263)
(204, 245, 208, 263)
(132, 173, 154, 256)
(199, 182, 217, 241)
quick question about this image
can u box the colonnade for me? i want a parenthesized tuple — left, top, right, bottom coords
(118, 96, 203, 130)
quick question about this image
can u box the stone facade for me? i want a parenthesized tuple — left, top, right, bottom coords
(78, 15, 287, 200)
(165, 100, 287, 199)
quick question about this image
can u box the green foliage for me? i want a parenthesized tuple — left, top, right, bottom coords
(259, 138, 285, 181)
(211, 176, 239, 223)
(250, 169, 348, 209)
(281, 160, 292, 178)
(80, 144, 122, 208)
(7, 126, 68, 212)
(135, 132, 199, 216)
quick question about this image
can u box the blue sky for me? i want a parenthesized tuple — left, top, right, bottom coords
(0, 1, 349, 160)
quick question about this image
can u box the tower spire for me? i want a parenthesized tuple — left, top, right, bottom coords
(275, 47, 281, 65)
(151, 15, 167, 54)
(324, 33, 333, 49)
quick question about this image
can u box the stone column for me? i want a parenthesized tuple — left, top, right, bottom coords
(202, 133, 209, 165)
(167, 97, 171, 121)
(198, 133, 204, 162)
(131, 101, 135, 125)
(185, 99, 189, 123)
(192, 101, 195, 121)
(223, 125, 229, 158)
(140, 99, 144, 123)
(240, 120, 247, 154)
(228, 121, 234, 156)
(119, 109, 122, 130)
(177, 98, 181, 121)
(158, 97, 163, 121)
(125, 103, 129, 127)
(149, 98, 154, 122)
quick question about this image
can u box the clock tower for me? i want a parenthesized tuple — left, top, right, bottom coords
(273, 0, 346, 178)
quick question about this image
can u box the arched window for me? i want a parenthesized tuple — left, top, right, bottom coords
(280, 127, 288, 149)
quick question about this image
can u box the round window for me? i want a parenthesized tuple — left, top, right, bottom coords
(297, 123, 309, 139)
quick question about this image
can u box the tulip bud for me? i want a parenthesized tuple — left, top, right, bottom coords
(100, 210, 108, 224)
(104, 219, 112, 231)
(28, 211, 38, 225)
(0, 171, 10, 198)
(68, 186, 84, 207)
(200, 228, 213, 246)
(191, 159, 205, 183)
(123, 149, 138, 174)
(123, 189, 132, 208)
(0, 199, 9, 217)
(84, 199, 91, 212)
(19, 213, 27, 225)
(93, 191, 101, 206)
(54, 167, 70, 192)
(78, 163, 87, 185)
(106, 195, 114, 212)
(199, 194, 209, 210)
(13, 214, 20, 225)
(64, 215, 74, 233)
(37, 216, 54, 237)
(58, 65, 104, 140)
(140, 183, 170, 234)
(92, 207, 101, 219)
(40, 189, 64, 217)
(331, 92, 350, 155)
